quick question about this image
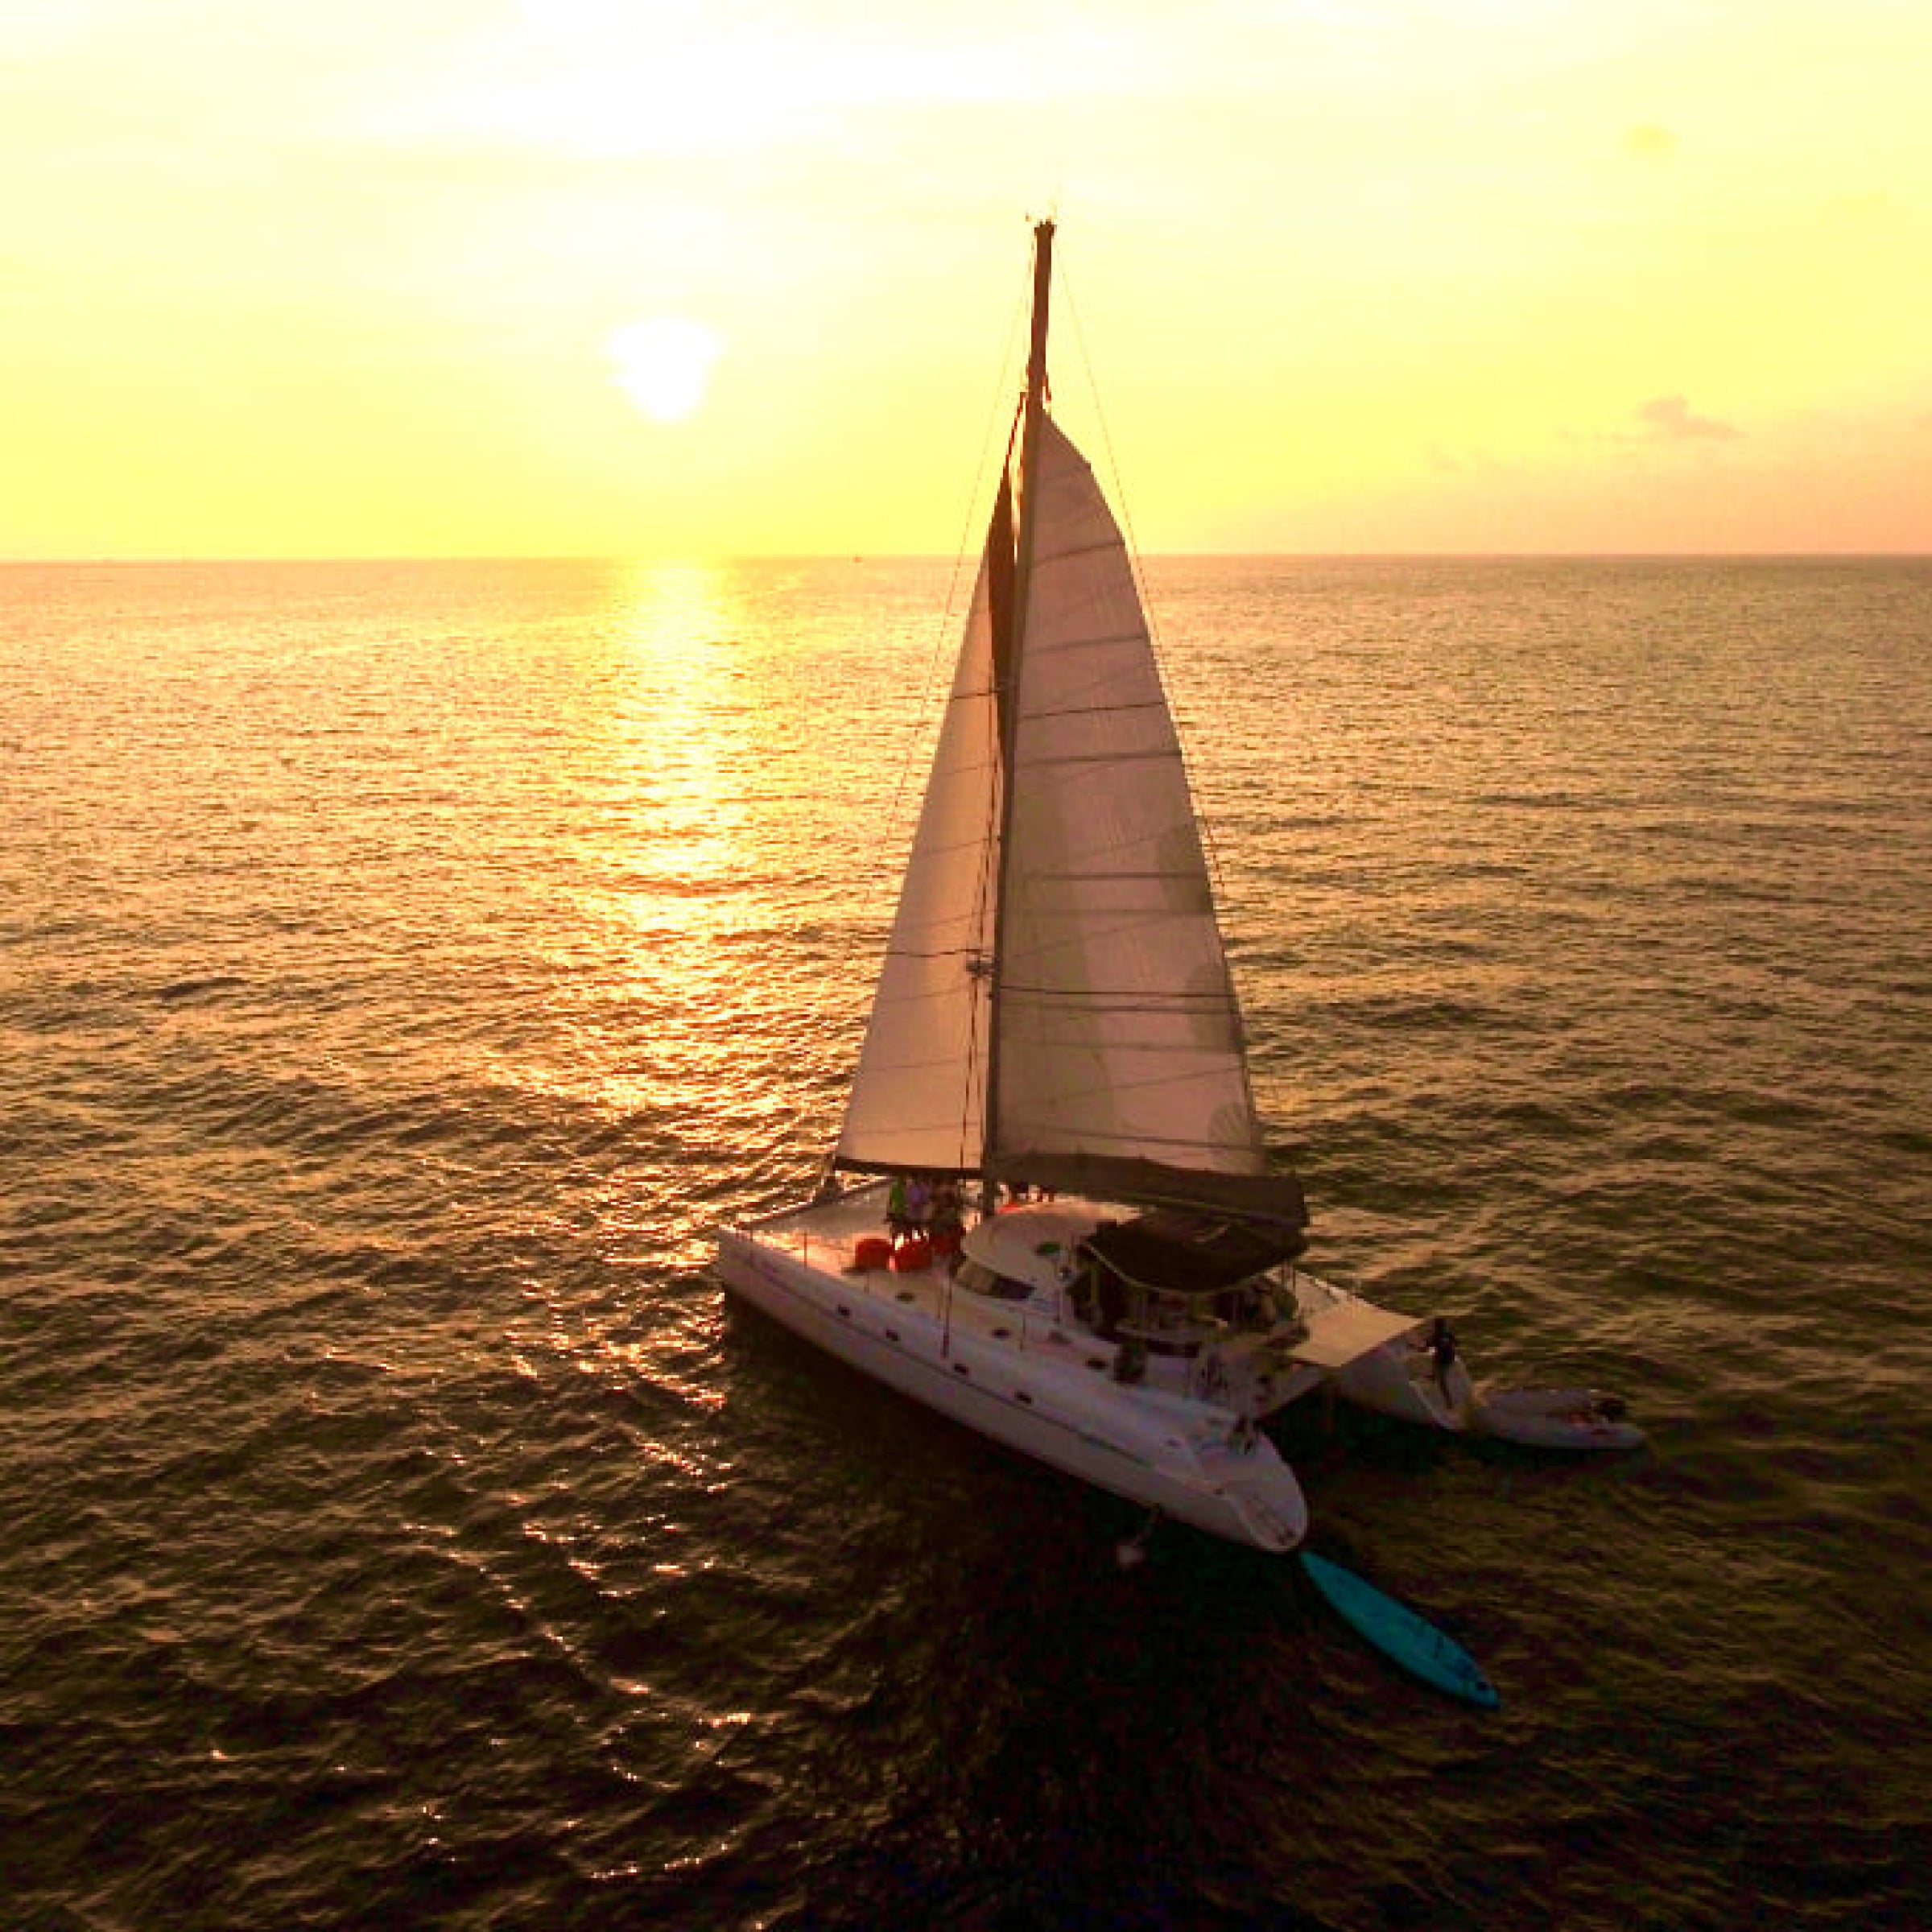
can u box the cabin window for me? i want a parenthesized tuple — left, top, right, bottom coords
(956, 1259, 1030, 1301)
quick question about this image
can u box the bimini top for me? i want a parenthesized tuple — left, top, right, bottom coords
(1080, 1208, 1306, 1296)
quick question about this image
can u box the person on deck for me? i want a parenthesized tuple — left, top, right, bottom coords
(905, 1174, 933, 1235)
(930, 1179, 964, 1239)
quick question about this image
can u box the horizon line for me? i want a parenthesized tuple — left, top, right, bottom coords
(5, 549, 1929, 568)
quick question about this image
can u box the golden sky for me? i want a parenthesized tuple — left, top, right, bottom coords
(5, 0, 1929, 557)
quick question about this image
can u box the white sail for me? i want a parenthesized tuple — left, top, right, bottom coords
(837, 401, 1297, 1221)
(987, 415, 1276, 1206)
(833, 493, 1007, 1176)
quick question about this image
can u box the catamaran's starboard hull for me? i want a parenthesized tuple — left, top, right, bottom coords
(1324, 1343, 1477, 1431)
(716, 1224, 1310, 1553)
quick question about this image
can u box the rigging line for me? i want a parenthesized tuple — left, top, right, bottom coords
(1060, 252, 1259, 1051)
(937, 248, 1033, 1195)
(956, 499, 1008, 1193)
(1058, 254, 1167, 679)
(1059, 259, 1225, 880)
(879, 266, 1030, 860)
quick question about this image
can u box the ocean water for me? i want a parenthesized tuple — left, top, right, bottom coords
(2, 555, 1929, 1930)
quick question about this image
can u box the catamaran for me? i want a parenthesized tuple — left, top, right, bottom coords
(716, 221, 1620, 1554)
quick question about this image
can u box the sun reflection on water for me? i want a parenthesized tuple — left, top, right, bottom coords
(550, 560, 770, 1137)
(592, 559, 753, 903)
(509, 556, 943, 1263)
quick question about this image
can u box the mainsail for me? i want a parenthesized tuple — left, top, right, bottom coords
(836, 227, 1304, 1229)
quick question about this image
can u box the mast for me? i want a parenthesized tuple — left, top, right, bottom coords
(1023, 219, 1055, 432)
(981, 218, 1054, 1205)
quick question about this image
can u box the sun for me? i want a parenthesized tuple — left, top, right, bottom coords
(607, 317, 724, 424)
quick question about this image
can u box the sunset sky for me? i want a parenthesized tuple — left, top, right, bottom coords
(6, 0, 1929, 558)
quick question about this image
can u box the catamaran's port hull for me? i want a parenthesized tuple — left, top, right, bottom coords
(716, 1226, 1310, 1553)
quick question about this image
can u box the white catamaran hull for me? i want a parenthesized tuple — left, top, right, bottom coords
(716, 1188, 1505, 1554)
(717, 1203, 1312, 1553)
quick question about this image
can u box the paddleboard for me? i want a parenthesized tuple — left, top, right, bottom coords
(1300, 1550, 1500, 1709)
(1475, 1385, 1646, 1451)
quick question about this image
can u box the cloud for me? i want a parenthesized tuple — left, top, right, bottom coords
(375, 6, 1154, 159)
(1636, 394, 1740, 441)
(1624, 122, 1678, 159)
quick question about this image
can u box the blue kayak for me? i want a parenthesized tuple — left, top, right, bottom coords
(1300, 1551, 1501, 1710)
